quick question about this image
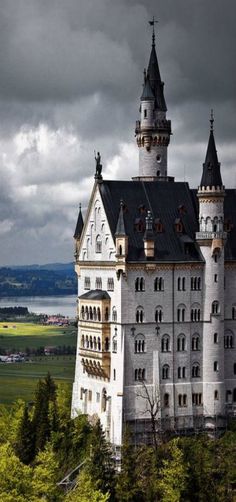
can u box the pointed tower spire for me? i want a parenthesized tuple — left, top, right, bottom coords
(200, 113, 223, 188)
(115, 200, 126, 236)
(74, 203, 84, 239)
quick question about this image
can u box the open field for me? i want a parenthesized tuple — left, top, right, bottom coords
(0, 356, 75, 404)
(0, 322, 77, 351)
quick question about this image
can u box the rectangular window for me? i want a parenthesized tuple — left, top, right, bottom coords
(88, 390, 92, 401)
(113, 369, 116, 380)
(107, 278, 114, 291)
(96, 392, 100, 403)
(80, 388, 84, 400)
(214, 274, 218, 283)
(95, 277, 102, 289)
(84, 277, 90, 290)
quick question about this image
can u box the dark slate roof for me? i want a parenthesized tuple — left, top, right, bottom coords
(141, 76, 155, 101)
(147, 44, 167, 112)
(74, 206, 84, 239)
(79, 290, 111, 300)
(200, 130, 223, 187)
(99, 180, 202, 262)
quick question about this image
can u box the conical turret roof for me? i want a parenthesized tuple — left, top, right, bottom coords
(115, 200, 126, 236)
(74, 204, 84, 239)
(141, 74, 155, 101)
(147, 43, 167, 112)
(200, 126, 223, 188)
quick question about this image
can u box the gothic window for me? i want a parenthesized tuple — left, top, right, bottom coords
(175, 219, 183, 233)
(95, 277, 102, 289)
(162, 364, 170, 380)
(178, 366, 186, 379)
(97, 337, 101, 351)
(136, 307, 144, 323)
(178, 394, 187, 407)
(134, 368, 146, 381)
(93, 337, 97, 350)
(177, 277, 186, 291)
(97, 307, 101, 322)
(105, 307, 109, 321)
(93, 307, 97, 321)
(155, 306, 163, 323)
(214, 361, 219, 372)
(214, 332, 218, 344)
(89, 307, 93, 320)
(85, 336, 89, 349)
(177, 305, 185, 322)
(224, 332, 234, 349)
(192, 363, 200, 378)
(104, 337, 109, 351)
(135, 277, 145, 292)
(191, 277, 201, 290)
(89, 336, 93, 349)
(191, 307, 201, 322)
(154, 218, 163, 233)
(112, 336, 117, 353)
(81, 335, 85, 348)
(81, 306, 85, 319)
(192, 393, 202, 406)
(177, 334, 186, 352)
(214, 390, 219, 400)
(164, 393, 169, 407)
(154, 277, 164, 291)
(134, 334, 145, 353)
(84, 277, 90, 290)
(161, 334, 170, 352)
(112, 307, 117, 322)
(96, 235, 102, 253)
(192, 334, 200, 351)
(107, 278, 114, 291)
(232, 305, 236, 320)
(212, 301, 220, 315)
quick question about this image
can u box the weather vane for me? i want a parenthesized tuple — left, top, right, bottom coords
(149, 16, 158, 45)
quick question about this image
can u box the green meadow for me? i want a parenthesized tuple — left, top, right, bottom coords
(0, 322, 77, 404)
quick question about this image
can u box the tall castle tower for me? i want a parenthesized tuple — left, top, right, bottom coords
(135, 27, 172, 180)
(196, 114, 227, 426)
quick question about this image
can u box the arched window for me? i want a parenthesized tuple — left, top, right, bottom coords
(81, 335, 85, 348)
(214, 332, 218, 344)
(177, 305, 185, 322)
(154, 277, 164, 291)
(214, 390, 219, 400)
(192, 363, 200, 378)
(96, 235, 102, 253)
(178, 366, 186, 379)
(97, 307, 101, 322)
(162, 364, 170, 380)
(161, 334, 170, 352)
(93, 307, 97, 321)
(212, 301, 220, 315)
(134, 334, 145, 353)
(135, 368, 146, 381)
(85, 306, 89, 320)
(105, 307, 109, 321)
(214, 361, 219, 372)
(93, 337, 97, 350)
(177, 277, 186, 291)
(191, 306, 201, 322)
(81, 306, 85, 319)
(155, 306, 163, 323)
(178, 394, 187, 407)
(89, 306, 93, 320)
(97, 337, 101, 351)
(192, 334, 200, 351)
(177, 334, 186, 351)
(85, 335, 89, 349)
(104, 337, 109, 351)
(136, 307, 144, 323)
(164, 393, 169, 407)
(135, 277, 145, 292)
(224, 332, 234, 349)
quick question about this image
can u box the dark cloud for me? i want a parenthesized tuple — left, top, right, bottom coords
(0, 0, 235, 265)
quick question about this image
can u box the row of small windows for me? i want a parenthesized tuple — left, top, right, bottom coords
(134, 368, 146, 381)
(162, 363, 200, 380)
(81, 334, 118, 353)
(162, 392, 222, 408)
(161, 334, 200, 352)
(135, 302, 228, 323)
(135, 277, 202, 292)
(80, 306, 117, 322)
(85, 276, 114, 291)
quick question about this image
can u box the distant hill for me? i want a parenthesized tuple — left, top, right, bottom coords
(0, 263, 77, 297)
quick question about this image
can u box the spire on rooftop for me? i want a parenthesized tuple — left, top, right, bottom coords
(147, 18, 167, 112)
(74, 203, 84, 239)
(200, 113, 223, 188)
(115, 200, 126, 236)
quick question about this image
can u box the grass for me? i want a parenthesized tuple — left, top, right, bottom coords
(0, 322, 77, 351)
(0, 356, 75, 405)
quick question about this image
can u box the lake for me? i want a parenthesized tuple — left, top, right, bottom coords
(0, 295, 77, 318)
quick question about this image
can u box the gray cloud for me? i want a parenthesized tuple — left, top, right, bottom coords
(0, 0, 235, 265)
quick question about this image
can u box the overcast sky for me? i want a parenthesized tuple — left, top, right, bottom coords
(0, 0, 235, 265)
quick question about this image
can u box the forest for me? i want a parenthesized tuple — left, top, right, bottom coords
(0, 374, 236, 501)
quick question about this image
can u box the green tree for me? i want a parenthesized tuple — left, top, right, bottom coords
(157, 438, 188, 502)
(15, 404, 35, 464)
(86, 420, 115, 499)
(0, 443, 32, 501)
(65, 469, 109, 502)
(31, 445, 62, 502)
(115, 428, 140, 502)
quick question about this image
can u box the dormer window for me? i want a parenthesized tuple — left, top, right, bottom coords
(154, 218, 163, 233)
(175, 218, 183, 233)
(134, 218, 144, 232)
(96, 235, 102, 253)
(224, 219, 233, 232)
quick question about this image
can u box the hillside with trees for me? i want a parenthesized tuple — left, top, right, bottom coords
(0, 374, 236, 501)
(0, 263, 76, 297)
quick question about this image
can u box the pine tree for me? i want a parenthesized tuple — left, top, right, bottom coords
(15, 404, 35, 464)
(115, 427, 140, 502)
(32, 379, 50, 453)
(86, 420, 115, 499)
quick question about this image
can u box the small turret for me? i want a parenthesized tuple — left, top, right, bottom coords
(135, 22, 172, 180)
(115, 200, 128, 277)
(200, 112, 223, 190)
(74, 203, 84, 259)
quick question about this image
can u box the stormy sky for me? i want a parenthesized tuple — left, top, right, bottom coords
(0, 0, 235, 265)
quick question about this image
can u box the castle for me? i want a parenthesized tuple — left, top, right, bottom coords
(71, 28, 236, 445)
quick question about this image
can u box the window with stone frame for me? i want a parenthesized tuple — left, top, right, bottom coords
(177, 305, 186, 322)
(214, 361, 219, 372)
(224, 332, 234, 349)
(134, 368, 146, 381)
(134, 334, 145, 353)
(84, 277, 90, 290)
(178, 394, 187, 407)
(154, 277, 164, 291)
(177, 366, 186, 379)
(135, 277, 145, 292)
(212, 301, 220, 315)
(96, 235, 102, 253)
(155, 306, 163, 323)
(136, 306, 144, 323)
(177, 277, 186, 291)
(107, 278, 114, 291)
(163, 393, 169, 407)
(192, 363, 200, 378)
(161, 334, 170, 352)
(162, 364, 170, 380)
(192, 334, 200, 351)
(95, 277, 102, 289)
(192, 393, 202, 406)
(191, 277, 201, 291)
(177, 334, 186, 351)
(191, 307, 201, 322)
